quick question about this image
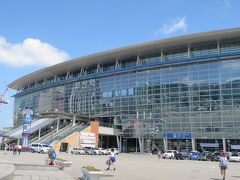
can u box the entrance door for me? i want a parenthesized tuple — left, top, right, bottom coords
(61, 143, 68, 152)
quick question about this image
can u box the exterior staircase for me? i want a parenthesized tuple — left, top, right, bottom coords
(30, 123, 73, 144)
(30, 122, 89, 144)
(48, 123, 89, 143)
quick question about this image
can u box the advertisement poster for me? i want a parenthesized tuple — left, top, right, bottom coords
(21, 106, 33, 150)
(80, 132, 96, 147)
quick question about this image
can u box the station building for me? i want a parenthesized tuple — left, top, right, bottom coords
(8, 28, 240, 152)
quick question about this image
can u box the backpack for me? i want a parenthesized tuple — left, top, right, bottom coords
(50, 150, 56, 159)
(220, 157, 228, 168)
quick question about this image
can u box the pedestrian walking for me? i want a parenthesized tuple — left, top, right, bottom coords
(48, 146, 56, 165)
(106, 148, 116, 170)
(59, 146, 62, 154)
(4, 144, 8, 155)
(13, 144, 18, 155)
(158, 150, 162, 159)
(219, 151, 228, 180)
(17, 144, 22, 155)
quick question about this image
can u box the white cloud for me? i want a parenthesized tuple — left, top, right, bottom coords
(0, 36, 70, 67)
(224, 0, 231, 9)
(154, 17, 187, 36)
(223, 0, 231, 17)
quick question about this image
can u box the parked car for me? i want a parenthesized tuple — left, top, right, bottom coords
(175, 152, 184, 160)
(162, 150, 177, 159)
(83, 147, 95, 155)
(210, 151, 221, 161)
(175, 150, 190, 160)
(29, 143, 50, 153)
(93, 148, 102, 155)
(71, 148, 85, 155)
(98, 148, 108, 155)
(225, 152, 232, 160)
(107, 148, 119, 155)
(199, 151, 212, 161)
(229, 152, 240, 162)
(189, 151, 200, 160)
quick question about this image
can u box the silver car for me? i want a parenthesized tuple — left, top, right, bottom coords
(71, 148, 85, 155)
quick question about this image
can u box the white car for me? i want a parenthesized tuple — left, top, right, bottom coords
(229, 152, 240, 162)
(107, 148, 119, 155)
(29, 143, 50, 153)
(98, 148, 108, 155)
(71, 148, 85, 155)
(93, 148, 102, 155)
(163, 150, 177, 159)
(83, 147, 95, 155)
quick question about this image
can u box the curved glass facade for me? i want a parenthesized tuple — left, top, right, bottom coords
(14, 57, 240, 139)
(12, 35, 240, 151)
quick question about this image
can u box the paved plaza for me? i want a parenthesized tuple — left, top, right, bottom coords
(1, 151, 240, 180)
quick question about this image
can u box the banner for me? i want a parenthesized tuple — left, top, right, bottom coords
(21, 106, 33, 150)
(200, 143, 219, 148)
(80, 132, 96, 147)
(231, 145, 240, 150)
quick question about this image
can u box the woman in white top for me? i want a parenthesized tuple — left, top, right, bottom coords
(107, 148, 116, 170)
(219, 152, 228, 180)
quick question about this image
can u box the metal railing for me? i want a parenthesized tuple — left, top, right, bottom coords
(37, 124, 74, 143)
(48, 123, 89, 143)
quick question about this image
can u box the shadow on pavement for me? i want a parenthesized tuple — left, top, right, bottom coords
(210, 178, 222, 180)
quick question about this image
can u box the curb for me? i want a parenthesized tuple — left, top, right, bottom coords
(0, 163, 15, 180)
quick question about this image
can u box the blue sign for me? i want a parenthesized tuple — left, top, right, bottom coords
(200, 143, 219, 148)
(164, 132, 192, 139)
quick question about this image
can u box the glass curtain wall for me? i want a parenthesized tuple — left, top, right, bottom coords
(14, 58, 240, 140)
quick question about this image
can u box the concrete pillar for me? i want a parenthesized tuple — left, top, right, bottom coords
(136, 138, 138, 152)
(223, 138, 226, 152)
(188, 46, 191, 58)
(17, 139, 20, 145)
(163, 138, 168, 151)
(119, 136, 122, 153)
(56, 117, 60, 132)
(161, 50, 164, 62)
(217, 42, 221, 54)
(191, 138, 196, 151)
(138, 137, 144, 153)
(38, 128, 41, 140)
(137, 56, 140, 66)
(116, 136, 120, 151)
(73, 115, 76, 126)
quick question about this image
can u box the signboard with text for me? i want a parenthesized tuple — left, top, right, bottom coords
(231, 145, 240, 150)
(200, 143, 219, 148)
(80, 132, 96, 147)
(164, 132, 192, 139)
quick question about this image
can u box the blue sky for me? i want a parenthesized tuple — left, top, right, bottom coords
(0, 0, 239, 129)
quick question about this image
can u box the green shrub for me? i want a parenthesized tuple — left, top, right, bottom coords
(55, 158, 67, 162)
(82, 166, 101, 171)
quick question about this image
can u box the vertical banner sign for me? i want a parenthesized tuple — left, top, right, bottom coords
(22, 106, 33, 150)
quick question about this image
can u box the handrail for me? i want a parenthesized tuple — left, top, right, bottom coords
(49, 123, 89, 143)
(36, 124, 73, 143)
